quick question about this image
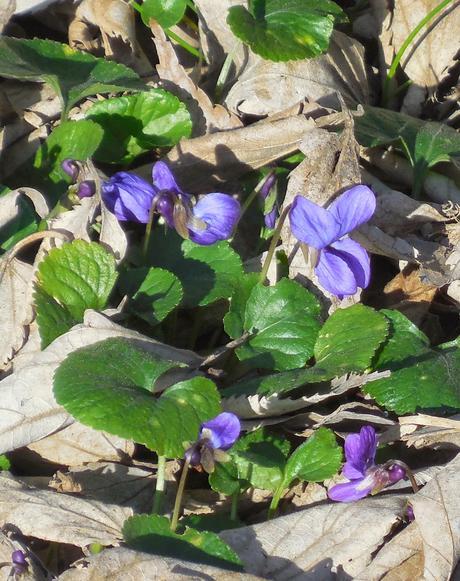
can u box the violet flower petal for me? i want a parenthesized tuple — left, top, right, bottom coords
(328, 478, 374, 502)
(289, 195, 341, 249)
(265, 206, 278, 229)
(200, 412, 241, 450)
(188, 193, 240, 245)
(315, 248, 359, 297)
(342, 426, 377, 480)
(328, 238, 371, 289)
(327, 185, 376, 239)
(102, 172, 155, 223)
(152, 161, 183, 194)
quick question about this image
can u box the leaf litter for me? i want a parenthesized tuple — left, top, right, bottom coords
(1, 0, 460, 578)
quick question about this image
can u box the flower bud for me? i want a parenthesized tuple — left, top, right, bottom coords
(387, 463, 406, 484)
(156, 193, 175, 228)
(61, 159, 79, 183)
(76, 180, 96, 199)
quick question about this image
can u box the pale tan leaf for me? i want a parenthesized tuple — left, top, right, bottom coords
(355, 523, 424, 581)
(225, 31, 370, 116)
(99, 196, 128, 262)
(137, 115, 317, 193)
(0, 0, 14, 32)
(151, 22, 242, 135)
(223, 371, 389, 419)
(410, 454, 460, 580)
(0, 258, 34, 368)
(50, 462, 155, 513)
(221, 495, 408, 579)
(27, 423, 135, 466)
(0, 473, 130, 547)
(390, 0, 460, 89)
(59, 546, 264, 580)
(0, 187, 49, 228)
(0, 311, 202, 454)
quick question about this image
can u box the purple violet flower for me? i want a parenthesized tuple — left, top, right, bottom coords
(185, 412, 241, 473)
(259, 172, 278, 229)
(102, 161, 240, 245)
(288, 185, 376, 297)
(328, 426, 407, 503)
(76, 180, 95, 199)
(11, 550, 28, 576)
(61, 159, 79, 183)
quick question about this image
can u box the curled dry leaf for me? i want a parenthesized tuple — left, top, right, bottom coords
(221, 494, 408, 579)
(49, 462, 157, 513)
(0, 258, 34, 368)
(225, 31, 370, 116)
(400, 414, 460, 450)
(151, 22, 242, 135)
(0, 311, 202, 455)
(27, 423, 135, 466)
(359, 453, 460, 580)
(59, 547, 264, 581)
(138, 115, 318, 193)
(0, 186, 49, 225)
(0, 473, 130, 547)
(223, 372, 389, 419)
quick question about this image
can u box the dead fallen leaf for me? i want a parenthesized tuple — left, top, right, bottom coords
(49, 462, 157, 513)
(138, 115, 318, 193)
(355, 523, 424, 580)
(0, 0, 14, 33)
(225, 31, 370, 116)
(59, 546, 264, 580)
(151, 22, 242, 135)
(27, 423, 135, 466)
(221, 494, 408, 579)
(0, 258, 34, 368)
(0, 473, 130, 547)
(223, 371, 390, 419)
(0, 310, 202, 455)
(383, 264, 438, 324)
(386, 0, 460, 90)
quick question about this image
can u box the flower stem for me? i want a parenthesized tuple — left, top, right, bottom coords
(230, 492, 239, 521)
(259, 204, 291, 284)
(382, 0, 455, 106)
(152, 455, 166, 514)
(166, 28, 203, 59)
(170, 457, 190, 532)
(143, 198, 158, 258)
(267, 484, 285, 519)
(240, 170, 275, 220)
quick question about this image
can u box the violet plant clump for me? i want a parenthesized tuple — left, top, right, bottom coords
(185, 412, 241, 474)
(102, 161, 240, 245)
(328, 426, 409, 502)
(288, 185, 376, 297)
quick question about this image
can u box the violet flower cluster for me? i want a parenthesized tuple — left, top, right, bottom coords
(101, 161, 240, 246)
(289, 185, 376, 297)
(185, 412, 240, 473)
(328, 426, 407, 502)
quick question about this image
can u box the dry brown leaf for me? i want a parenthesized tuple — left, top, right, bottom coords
(69, 0, 150, 73)
(0, 257, 34, 368)
(385, 0, 460, 89)
(221, 494, 408, 579)
(27, 423, 135, 466)
(137, 115, 318, 193)
(225, 31, 370, 116)
(0, 310, 202, 455)
(151, 22, 242, 135)
(223, 371, 390, 419)
(59, 546, 264, 580)
(49, 462, 157, 513)
(0, 0, 14, 33)
(400, 414, 460, 450)
(0, 187, 49, 227)
(356, 523, 424, 581)
(0, 473, 130, 547)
